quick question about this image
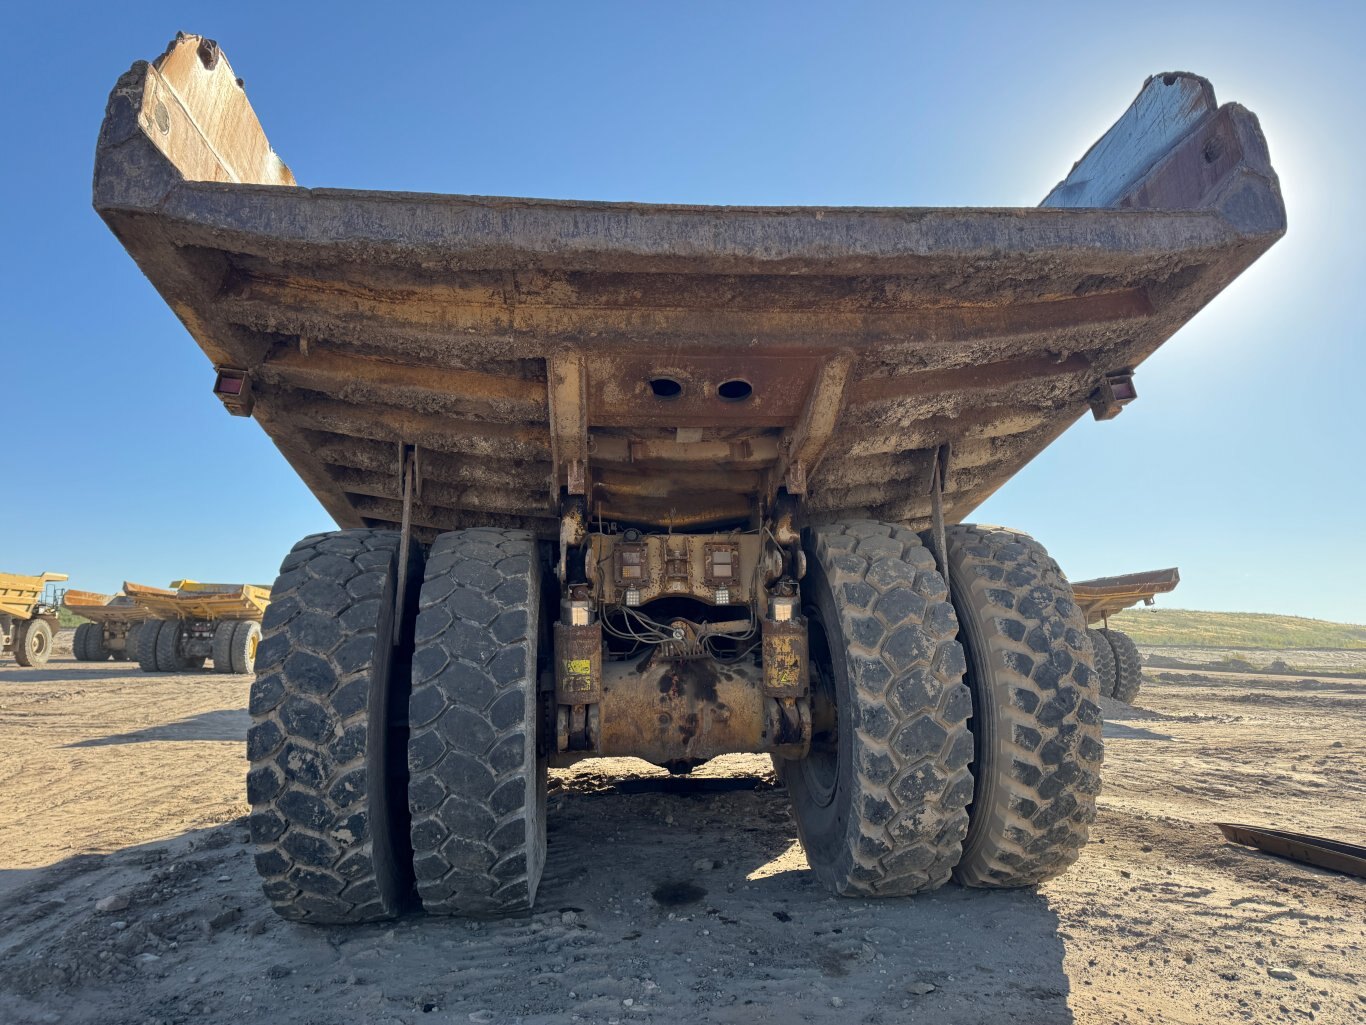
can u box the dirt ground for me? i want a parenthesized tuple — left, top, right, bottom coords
(1142, 647, 1366, 676)
(1, 647, 1362, 1025)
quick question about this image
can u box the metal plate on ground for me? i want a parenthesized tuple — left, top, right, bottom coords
(1215, 822, 1366, 879)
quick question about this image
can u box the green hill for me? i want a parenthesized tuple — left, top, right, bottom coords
(1108, 608, 1366, 649)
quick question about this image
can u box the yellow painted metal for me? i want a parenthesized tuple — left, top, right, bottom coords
(123, 580, 271, 622)
(62, 590, 148, 625)
(0, 572, 68, 620)
(1071, 567, 1180, 625)
(593, 660, 769, 767)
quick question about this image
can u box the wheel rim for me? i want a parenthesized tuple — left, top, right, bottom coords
(798, 606, 840, 809)
(33, 630, 49, 656)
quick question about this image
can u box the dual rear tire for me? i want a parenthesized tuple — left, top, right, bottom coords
(136, 620, 200, 672)
(135, 619, 259, 673)
(73, 622, 110, 662)
(1104, 629, 1144, 703)
(213, 620, 262, 674)
(775, 522, 1102, 894)
(248, 527, 545, 923)
(1087, 627, 1143, 703)
(249, 520, 1102, 922)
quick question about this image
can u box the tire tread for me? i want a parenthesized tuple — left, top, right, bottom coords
(247, 528, 413, 924)
(408, 528, 545, 917)
(946, 525, 1103, 888)
(782, 520, 973, 896)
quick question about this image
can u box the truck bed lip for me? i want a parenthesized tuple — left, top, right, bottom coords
(121, 180, 1262, 266)
(1073, 568, 1182, 623)
(93, 36, 1285, 539)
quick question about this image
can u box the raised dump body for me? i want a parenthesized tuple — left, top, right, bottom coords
(123, 579, 269, 675)
(64, 590, 150, 662)
(0, 571, 67, 666)
(1073, 566, 1182, 625)
(1074, 567, 1181, 703)
(95, 35, 1284, 925)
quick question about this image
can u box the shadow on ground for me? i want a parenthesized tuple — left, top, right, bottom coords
(1102, 721, 1174, 742)
(0, 764, 1075, 1025)
(1, 666, 152, 684)
(65, 709, 249, 747)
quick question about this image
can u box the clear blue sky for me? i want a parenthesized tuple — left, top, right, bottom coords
(2, 2, 1362, 621)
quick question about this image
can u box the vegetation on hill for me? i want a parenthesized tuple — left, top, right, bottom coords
(1109, 608, 1366, 649)
(56, 608, 90, 628)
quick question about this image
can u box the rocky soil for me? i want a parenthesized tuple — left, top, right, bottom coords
(0, 657, 1362, 1024)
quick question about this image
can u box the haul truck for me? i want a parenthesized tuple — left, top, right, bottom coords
(1073, 567, 1181, 703)
(0, 572, 67, 666)
(64, 590, 151, 662)
(123, 580, 269, 675)
(94, 35, 1284, 922)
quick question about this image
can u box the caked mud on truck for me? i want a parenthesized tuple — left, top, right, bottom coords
(93, 34, 1284, 922)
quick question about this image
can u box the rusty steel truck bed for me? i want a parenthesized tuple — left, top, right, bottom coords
(94, 36, 1284, 540)
(94, 34, 1284, 925)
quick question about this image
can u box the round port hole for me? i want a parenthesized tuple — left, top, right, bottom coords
(649, 377, 683, 399)
(717, 379, 753, 402)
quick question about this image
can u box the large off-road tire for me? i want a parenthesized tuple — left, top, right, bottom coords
(155, 620, 193, 673)
(248, 529, 421, 924)
(72, 622, 96, 662)
(212, 621, 238, 674)
(137, 620, 164, 671)
(90, 626, 110, 662)
(774, 521, 973, 897)
(14, 619, 54, 667)
(944, 525, 1103, 888)
(1088, 628, 1117, 699)
(407, 528, 548, 916)
(230, 620, 262, 675)
(1105, 629, 1143, 704)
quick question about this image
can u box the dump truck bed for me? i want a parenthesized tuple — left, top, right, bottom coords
(94, 36, 1284, 538)
(1072, 567, 1182, 624)
(0, 572, 68, 620)
(123, 580, 271, 621)
(62, 590, 147, 625)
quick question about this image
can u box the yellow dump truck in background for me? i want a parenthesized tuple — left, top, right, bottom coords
(0, 571, 68, 666)
(63, 590, 152, 662)
(123, 580, 270, 674)
(1072, 567, 1182, 704)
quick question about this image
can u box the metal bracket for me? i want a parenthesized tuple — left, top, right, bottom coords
(777, 351, 854, 496)
(212, 367, 255, 416)
(393, 444, 418, 645)
(927, 444, 951, 594)
(1090, 369, 1137, 421)
(548, 351, 590, 501)
(558, 495, 588, 585)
